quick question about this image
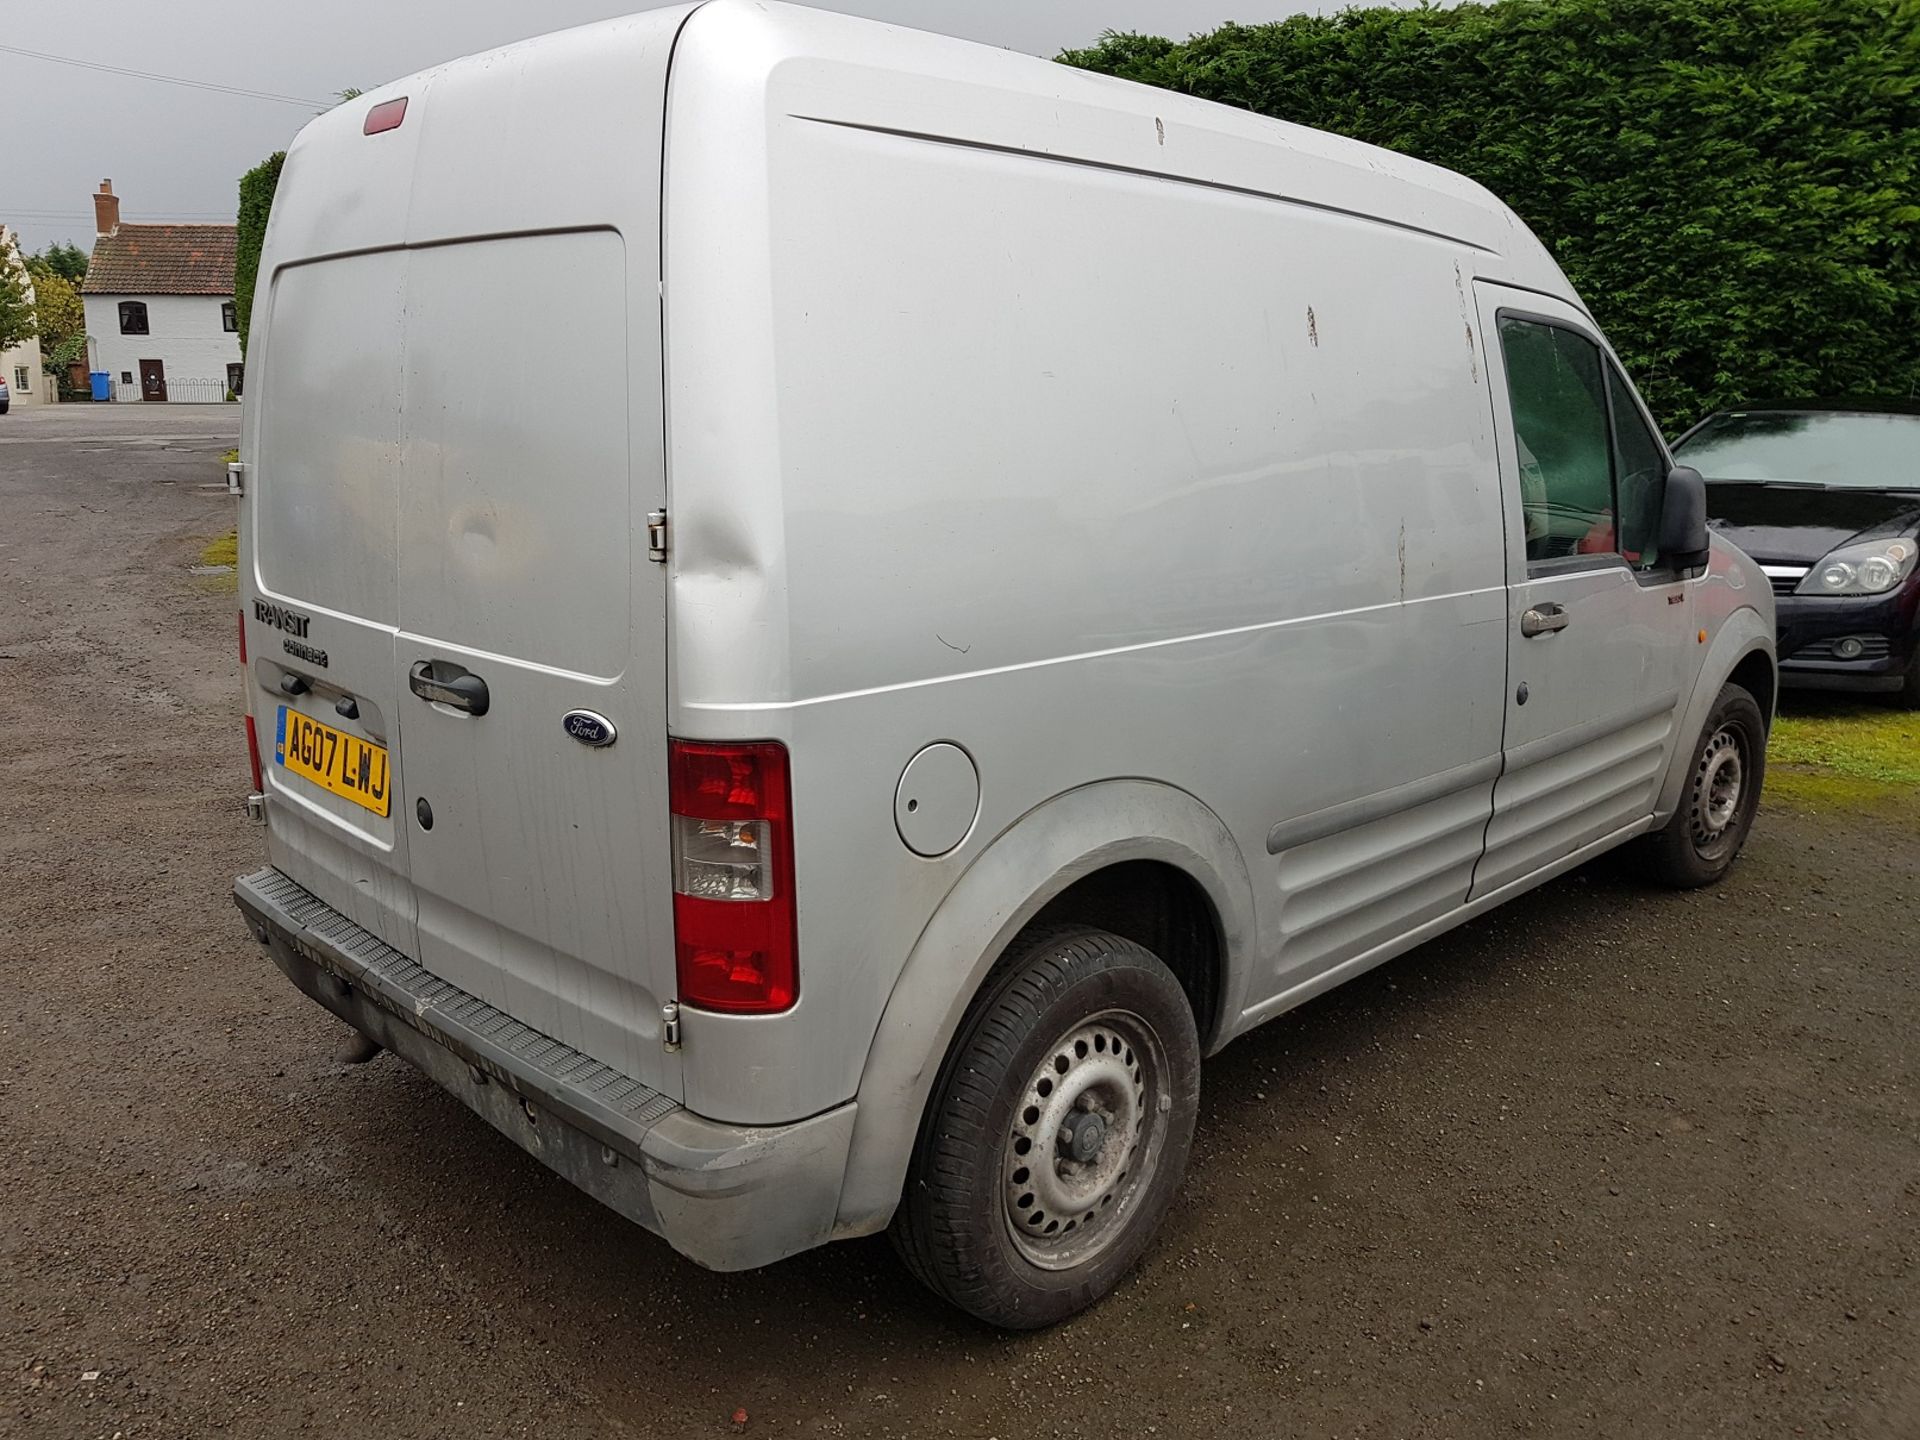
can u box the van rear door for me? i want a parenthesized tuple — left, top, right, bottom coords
(251, 247, 417, 961)
(392, 231, 679, 1090)
(245, 8, 689, 1097)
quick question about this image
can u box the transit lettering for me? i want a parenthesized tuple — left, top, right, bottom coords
(253, 599, 313, 639)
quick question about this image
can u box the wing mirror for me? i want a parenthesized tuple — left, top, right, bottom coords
(1660, 465, 1711, 571)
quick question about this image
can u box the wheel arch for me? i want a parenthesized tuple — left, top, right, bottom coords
(1655, 603, 1775, 824)
(832, 778, 1255, 1237)
(1728, 647, 1776, 726)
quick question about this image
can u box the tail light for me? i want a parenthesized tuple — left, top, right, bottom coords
(240, 612, 264, 792)
(669, 740, 796, 1013)
(245, 715, 265, 793)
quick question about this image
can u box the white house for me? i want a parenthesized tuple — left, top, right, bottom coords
(80, 181, 241, 404)
(1, 225, 46, 407)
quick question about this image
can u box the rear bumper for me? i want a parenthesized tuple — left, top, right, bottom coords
(233, 867, 856, 1272)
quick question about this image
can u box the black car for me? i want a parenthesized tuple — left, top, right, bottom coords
(1673, 400, 1920, 707)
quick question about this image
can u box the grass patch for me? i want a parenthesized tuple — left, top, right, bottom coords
(200, 529, 238, 570)
(194, 528, 239, 593)
(222, 447, 239, 465)
(1766, 696, 1919, 829)
(1770, 702, 1920, 785)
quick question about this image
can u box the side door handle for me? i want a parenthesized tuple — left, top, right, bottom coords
(409, 660, 490, 716)
(1520, 603, 1570, 638)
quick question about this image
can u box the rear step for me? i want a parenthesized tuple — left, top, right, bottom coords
(234, 866, 861, 1270)
(234, 867, 680, 1154)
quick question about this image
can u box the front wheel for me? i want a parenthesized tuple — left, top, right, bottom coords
(890, 927, 1200, 1329)
(1634, 682, 1766, 888)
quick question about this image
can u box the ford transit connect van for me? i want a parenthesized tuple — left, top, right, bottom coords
(232, 0, 1777, 1328)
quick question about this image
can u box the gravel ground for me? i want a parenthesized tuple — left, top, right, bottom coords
(3, 404, 1916, 1439)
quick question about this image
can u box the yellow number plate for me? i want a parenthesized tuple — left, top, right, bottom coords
(275, 706, 392, 818)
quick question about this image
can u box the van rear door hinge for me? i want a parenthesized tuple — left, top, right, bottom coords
(646, 509, 668, 563)
(661, 999, 681, 1051)
(226, 461, 246, 496)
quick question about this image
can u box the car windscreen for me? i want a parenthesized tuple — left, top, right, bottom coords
(1675, 410, 1920, 489)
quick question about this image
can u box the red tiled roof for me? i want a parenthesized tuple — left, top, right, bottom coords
(81, 223, 236, 296)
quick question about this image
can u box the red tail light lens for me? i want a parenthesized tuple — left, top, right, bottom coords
(245, 714, 264, 793)
(240, 612, 263, 791)
(669, 740, 796, 1013)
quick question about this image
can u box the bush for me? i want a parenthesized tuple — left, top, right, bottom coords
(1060, 0, 1920, 429)
(234, 152, 285, 359)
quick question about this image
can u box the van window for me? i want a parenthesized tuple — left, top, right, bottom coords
(1498, 317, 1613, 566)
(1607, 365, 1666, 571)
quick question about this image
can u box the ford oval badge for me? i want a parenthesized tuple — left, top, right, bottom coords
(562, 710, 617, 748)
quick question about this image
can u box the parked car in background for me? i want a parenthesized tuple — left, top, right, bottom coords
(231, 0, 1776, 1329)
(1676, 401, 1920, 707)
(0, 375, 10, 414)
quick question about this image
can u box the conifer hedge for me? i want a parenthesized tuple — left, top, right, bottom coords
(234, 152, 285, 359)
(1061, 0, 1920, 428)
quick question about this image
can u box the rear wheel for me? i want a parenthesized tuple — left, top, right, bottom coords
(1634, 682, 1766, 888)
(891, 927, 1200, 1329)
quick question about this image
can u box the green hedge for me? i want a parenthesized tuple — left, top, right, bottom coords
(234, 151, 285, 359)
(1061, 0, 1920, 429)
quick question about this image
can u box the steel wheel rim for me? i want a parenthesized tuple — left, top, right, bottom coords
(1690, 724, 1746, 851)
(1002, 1008, 1170, 1270)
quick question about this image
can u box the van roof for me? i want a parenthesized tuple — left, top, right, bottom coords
(278, 0, 1572, 302)
(684, 1, 1572, 297)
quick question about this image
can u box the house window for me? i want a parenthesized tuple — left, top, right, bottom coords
(221, 301, 238, 332)
(12, 366, 27, 392)
(119, 301, 149, 335)
(227, 363, 244, 398)
(121, 371, 133, 385)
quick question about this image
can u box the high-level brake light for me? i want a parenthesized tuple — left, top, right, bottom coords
(363, 97, 408, 135)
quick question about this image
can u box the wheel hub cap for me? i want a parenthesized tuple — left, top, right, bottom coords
(1060, 1109, 1109, 1163)
(1691, 726, 1744, 843)
(1003, 1012, 1166, 1270)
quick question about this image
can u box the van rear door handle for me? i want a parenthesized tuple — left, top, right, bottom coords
(409, 660, 490, 716)
(1520, 604, 1570, 638)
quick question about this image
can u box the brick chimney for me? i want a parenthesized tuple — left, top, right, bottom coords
(93, 179, 120, 237)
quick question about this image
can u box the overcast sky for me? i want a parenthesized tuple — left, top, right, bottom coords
(1, 0, 1381, 255)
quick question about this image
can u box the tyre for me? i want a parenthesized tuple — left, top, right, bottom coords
(1634, 682, 1766, 888)
(890, 926, 1200, 1329)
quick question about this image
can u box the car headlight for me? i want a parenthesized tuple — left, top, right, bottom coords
(1797, 537, 1919, 596)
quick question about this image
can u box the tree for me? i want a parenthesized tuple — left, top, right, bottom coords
(1061, 0, 1920, 428)
(30, 270, 85, 377)
(30, 242, 88, 283)
(234, 151, 285, 358)
(0, 250, 37, 353)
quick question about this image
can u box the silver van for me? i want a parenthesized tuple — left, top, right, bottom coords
(233, 1, 1776, 1327)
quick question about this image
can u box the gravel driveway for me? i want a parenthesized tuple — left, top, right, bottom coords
(4, 404, 1916, 1438)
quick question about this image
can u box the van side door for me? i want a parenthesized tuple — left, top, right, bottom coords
(1470, 282, 1696, 897)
